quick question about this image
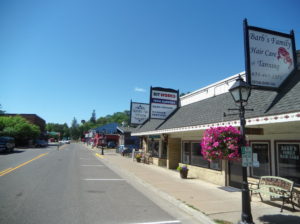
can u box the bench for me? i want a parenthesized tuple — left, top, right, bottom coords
(249, 176, 295, 212)
(142, 153, 153, 164)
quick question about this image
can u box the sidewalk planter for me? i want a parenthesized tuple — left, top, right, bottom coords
(135, 154, 142, 163)
(177, 165, 189, 179)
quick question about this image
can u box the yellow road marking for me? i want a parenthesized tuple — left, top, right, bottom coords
(0, 153, 48, 177)
(95, 153, 104, 159)
(0, 167, 13, 175)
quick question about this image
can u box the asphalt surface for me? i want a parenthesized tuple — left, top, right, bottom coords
(0, 144, 195, 224)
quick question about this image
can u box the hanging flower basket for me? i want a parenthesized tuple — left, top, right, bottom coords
(201, 126, 242, 161)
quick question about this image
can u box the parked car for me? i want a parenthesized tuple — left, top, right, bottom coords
(35, 139, 48, 148)
(0, 136, 15, 153)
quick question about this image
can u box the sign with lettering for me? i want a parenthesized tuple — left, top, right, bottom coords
(150, 87, 179, 119)
(244, 20, 296, 89)
(242, 146, 253, 167)
(130, 102, 150, 125)
(278, 144, 300, 161)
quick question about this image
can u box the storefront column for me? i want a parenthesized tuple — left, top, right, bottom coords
(167, 138, 181, 169)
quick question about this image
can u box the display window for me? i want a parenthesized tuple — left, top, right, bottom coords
(276, 141, 300, 184)
(182, 141, 221, 170)
(250, 141, 271, 177)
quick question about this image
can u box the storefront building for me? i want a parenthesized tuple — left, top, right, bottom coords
(132, 51, 300, 189)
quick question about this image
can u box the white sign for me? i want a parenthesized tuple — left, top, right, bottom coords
(242, 146, 253, 167)
(248, 29, 295, 88)
(130, 102, 149, 125)
(150, 88, 178, 119)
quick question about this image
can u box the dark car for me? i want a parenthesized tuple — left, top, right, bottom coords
(35, 139, 48, 148)
(0, 136, 15, 153)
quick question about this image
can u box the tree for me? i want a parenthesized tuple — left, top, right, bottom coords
(70, 117, 80, 140)
(0, 104, 5, 114)
(90, 110, 96, 123)
(46, 123, 70, 139)
(0, 116, 40, 145)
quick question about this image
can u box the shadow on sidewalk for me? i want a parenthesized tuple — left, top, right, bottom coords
(258, 214, 300, 224)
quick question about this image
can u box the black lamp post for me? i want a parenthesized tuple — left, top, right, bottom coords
(229, 75, 254, 224)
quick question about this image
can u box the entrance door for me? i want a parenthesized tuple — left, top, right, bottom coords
(228, 160, 243, 189)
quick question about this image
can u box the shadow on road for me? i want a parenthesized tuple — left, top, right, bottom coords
(0, 149, 24, 155)
(259, 214, 300, 224)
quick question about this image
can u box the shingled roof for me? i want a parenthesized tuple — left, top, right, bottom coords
(133, 69, 300, 135)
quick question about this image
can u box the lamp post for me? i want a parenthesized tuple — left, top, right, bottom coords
(229, 75, 254, 224)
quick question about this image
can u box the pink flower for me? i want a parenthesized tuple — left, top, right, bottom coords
(200, 126, 241, 161)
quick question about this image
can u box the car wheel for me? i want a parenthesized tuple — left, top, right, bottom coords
(10, 148, 14, 153)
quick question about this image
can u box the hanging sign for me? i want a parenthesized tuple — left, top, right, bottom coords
(150, 87, 179, 119)
(130, 102, 150, 125)
(244, 19, 296, 89)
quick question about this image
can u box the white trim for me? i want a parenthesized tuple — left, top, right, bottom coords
(132, 111, 300, 136)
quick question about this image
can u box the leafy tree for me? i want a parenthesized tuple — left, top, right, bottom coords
(0, 116, 40, 145)
(0, 104, 5, 114)
(70, 117, 80, 140)
(46, 123, 70, 139)
(90, 110, 96, 123)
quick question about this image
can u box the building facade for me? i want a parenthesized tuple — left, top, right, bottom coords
(132, 51, 300, 190)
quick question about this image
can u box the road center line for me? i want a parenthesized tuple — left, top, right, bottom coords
(0, 153, 48, 177)
(83, 179, 125, 181)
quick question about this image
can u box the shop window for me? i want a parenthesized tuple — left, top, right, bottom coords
(182, 141, 221, 170)
(182, 142, 191, 164)
(250, 142, 271, 177)
(149, 140, 159, 157)
(276, 142, 300, 184)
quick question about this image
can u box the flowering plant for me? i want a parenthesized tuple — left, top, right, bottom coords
(201, 126, 242, 161)
(177, 165, 189, 172)
(135, 154, 142, 159)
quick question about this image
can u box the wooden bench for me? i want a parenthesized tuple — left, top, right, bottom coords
(249, 176, 295, 212)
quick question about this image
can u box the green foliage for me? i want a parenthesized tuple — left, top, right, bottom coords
(46, 123, 70, 139)
(0, 116, 40, 144)
(90, 110, 96, 123)
(70, 117, 80, 140)
(0, 104, 5, 114)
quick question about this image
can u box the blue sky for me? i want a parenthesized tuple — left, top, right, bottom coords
(1, 0, 299, 125)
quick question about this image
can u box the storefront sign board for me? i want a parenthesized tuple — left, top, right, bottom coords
(244, 19, 296, 89)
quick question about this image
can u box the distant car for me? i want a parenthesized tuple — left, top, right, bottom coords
(59, 139, 70, 144)
(35, 139, 48, 148)
(0, 136, 15, 153)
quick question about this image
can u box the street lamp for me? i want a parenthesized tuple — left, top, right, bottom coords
(229, 75, 254, 224)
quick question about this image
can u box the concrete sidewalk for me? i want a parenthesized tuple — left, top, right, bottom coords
(87, 146, 300, 224)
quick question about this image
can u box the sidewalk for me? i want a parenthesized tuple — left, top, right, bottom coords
(87, 146, 300, 224)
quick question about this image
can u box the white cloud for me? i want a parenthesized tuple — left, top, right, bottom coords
(134, 87, 146, 92)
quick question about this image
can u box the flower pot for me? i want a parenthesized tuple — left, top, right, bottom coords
(180, 169, 188, 179)
(136, 158, 141, 163)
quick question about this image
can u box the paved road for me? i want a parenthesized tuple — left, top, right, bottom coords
(0, 143, 195, 224)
